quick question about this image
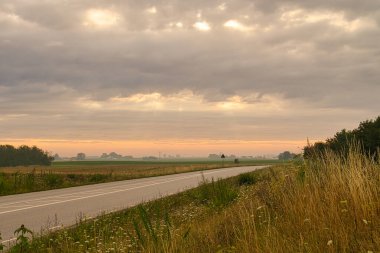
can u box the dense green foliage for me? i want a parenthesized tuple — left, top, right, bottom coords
(0, 145, 54, 167)
(304, 116, 380, 158)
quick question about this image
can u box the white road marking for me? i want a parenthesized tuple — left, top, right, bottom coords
(0, 169, 232, 215)
(49, 225, 62, 230)
(0, 204, 35, 209)
(1, 237, 16, 244)
(0, 168, 228, 209)
(0, 177, 176, 208)
(0, 168, 240, 210)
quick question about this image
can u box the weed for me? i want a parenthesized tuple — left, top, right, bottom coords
(196, 178, 238, 208)
(13, 224, 33, 253)
(0, 232, 4, 251)
(0, 173, 4, 193)
(237, 173, 257, 185)
(24, 170, 36, 191)
(296, 166, 306, 184)
(89, 174, 109, 183)
(43, 173, 63, 188)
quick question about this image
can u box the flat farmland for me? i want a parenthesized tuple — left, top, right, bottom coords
(0, 159, 281, 196)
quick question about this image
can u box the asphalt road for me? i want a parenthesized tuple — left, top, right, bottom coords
(0, 165, 265, 245)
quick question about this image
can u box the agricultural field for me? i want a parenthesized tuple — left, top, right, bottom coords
(7, 148, 380, 253)
(0, 159, 282, 196)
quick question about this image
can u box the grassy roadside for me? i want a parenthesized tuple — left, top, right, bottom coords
(8, 148, 380, 253)
(0, 160, 280, 196)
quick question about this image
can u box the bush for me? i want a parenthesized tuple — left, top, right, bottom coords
(238, 173, 257, 186)
(0, 173, 5, 193)
(43, 173, 63, 188)
(89, 174, 109, 183)
(195, 178, 238, 208)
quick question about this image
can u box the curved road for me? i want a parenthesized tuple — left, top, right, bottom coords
(0, 165, 265, 245)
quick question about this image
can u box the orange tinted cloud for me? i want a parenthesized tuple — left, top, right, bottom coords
(1, 138, 307, 157)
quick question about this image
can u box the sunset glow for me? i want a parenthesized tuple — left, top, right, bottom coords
(1, 138, 306, 157)
(1, 0, 379, 158)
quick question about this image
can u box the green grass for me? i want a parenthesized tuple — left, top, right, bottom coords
(8, 147, 379, 252)
(51, 159, 281, 167)
(0, 160, 281, 196)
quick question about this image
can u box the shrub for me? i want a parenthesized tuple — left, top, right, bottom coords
(0, 173, 5, 193)
(196, 178, 238, 208)
(89, 174, 109, 183)
(43, 173, 63, 188)
(237, 173, 257, 186)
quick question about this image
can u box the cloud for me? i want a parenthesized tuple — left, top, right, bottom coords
(0, 0, 379, 154)
(193, 21, 211, 31)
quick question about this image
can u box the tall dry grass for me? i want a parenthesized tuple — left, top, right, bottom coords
(156, 146, 380, 252)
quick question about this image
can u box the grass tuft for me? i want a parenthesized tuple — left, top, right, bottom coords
(238, 173, 257, 186)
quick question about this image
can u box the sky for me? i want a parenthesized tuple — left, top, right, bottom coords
(0, 0, 379, 157)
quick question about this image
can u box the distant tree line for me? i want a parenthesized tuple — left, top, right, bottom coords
(76, 153, 86, 160)
(101, 152, 134, 160)
(278, 151, 297, 161)
(101, 152, 122, 159)
(0, 145, 54, 167)
(304, 116, 380, 159)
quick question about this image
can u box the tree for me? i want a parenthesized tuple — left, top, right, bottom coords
(53, 153, 62, 161)
(221, 153, 226, 166)
(278, 151, 296, 160)
(304, 116, 380, 159)
(76, 153, 86, 160)
(326, 129, 354, 156)
(109, 152, 122, 159)
(0, 145, 54, 167)
(208, 154, 219, 159)
(100, 153, 109, 159)
(354, 117, 380, 157)
(304, 142, 327, 159)
(0, 145, 17, 166)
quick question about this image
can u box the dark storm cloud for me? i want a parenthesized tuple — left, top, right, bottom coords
(0, 0, 379, 143)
